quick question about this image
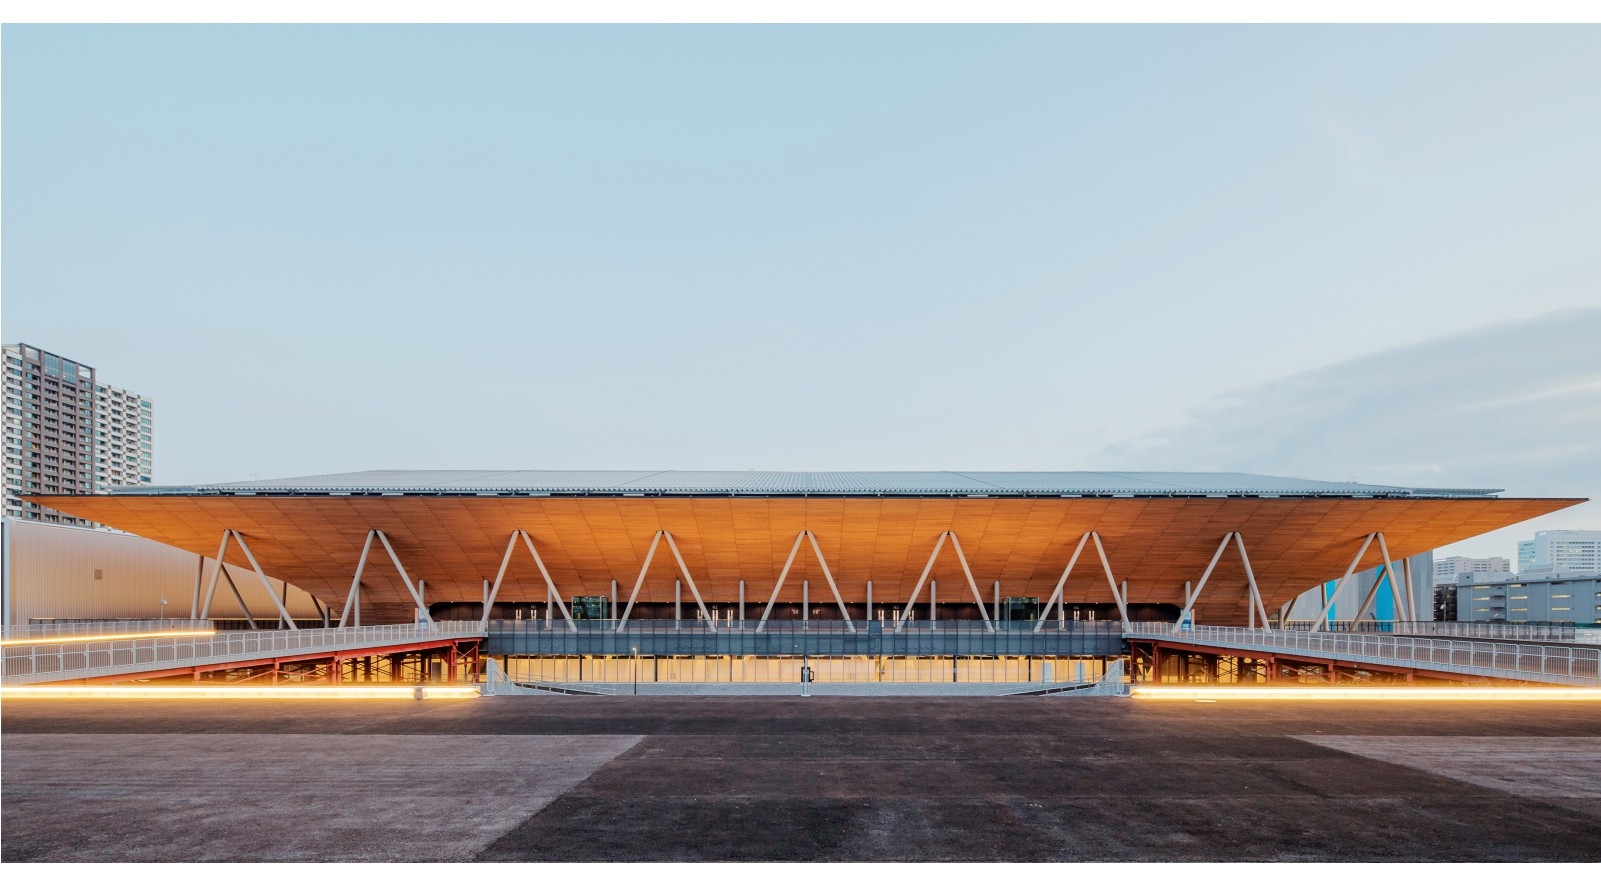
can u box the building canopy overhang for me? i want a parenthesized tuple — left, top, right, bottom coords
(30, 470, 1584, 627)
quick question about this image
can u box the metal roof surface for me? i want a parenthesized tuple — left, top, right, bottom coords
(111, 470, 1503, 498)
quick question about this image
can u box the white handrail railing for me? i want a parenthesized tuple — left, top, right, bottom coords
(2, 621, 484, 685)
(1128, 622, 1600, 685)
(4, 619, 217, 642)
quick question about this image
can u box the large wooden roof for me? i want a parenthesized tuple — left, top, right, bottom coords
(31, 490, 1580, 625)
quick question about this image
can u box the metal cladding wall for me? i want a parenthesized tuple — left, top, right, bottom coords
(2, 518, 323, 628)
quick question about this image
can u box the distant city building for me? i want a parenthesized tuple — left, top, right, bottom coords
(1433, 555, 1511, 586)
(1448, 572, 1601, 624)
(1518, 539, 1536, 573)
(3, 342, 154, 525)
(92, 382, 155, 492)
(1518, 530, 1601, 576)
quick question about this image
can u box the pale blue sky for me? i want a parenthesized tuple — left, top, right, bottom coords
(4, 26, 1599, 558)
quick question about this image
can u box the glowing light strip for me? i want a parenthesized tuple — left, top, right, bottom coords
(1, 630, 219, 647)
(1131, 685, 1601, 701)
(0, 685, 482, 700)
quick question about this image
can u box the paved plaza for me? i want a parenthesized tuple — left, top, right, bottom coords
(4, 694, 1600, 862)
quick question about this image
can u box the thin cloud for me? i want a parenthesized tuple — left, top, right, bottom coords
(1097, 307, 1601, 501)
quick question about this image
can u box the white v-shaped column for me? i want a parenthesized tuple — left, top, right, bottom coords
(896, 531, 995, 633)
(1033, 531, 1128, 632)
(330, 529, 431, 627)
(337, 530, 376, 628)
(615, 530, 716, 631)
(755, 531, 856, 632)
(478, 530, 577, 632)
(1174, 532, 1270, 630)
(198, 529, 300, 629)
(1315, 533, 1377, 630)
(1351, 532, 1405, 626)
(374, 530, 434, 626)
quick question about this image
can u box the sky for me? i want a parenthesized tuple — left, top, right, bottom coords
(4, 25, 1599, 562)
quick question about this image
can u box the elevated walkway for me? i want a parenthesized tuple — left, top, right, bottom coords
(14, 616, 1591, 689)
(484, 619, 1125, 657)
(1, 621, 485, 686)
(1124, 623, 1601, 686)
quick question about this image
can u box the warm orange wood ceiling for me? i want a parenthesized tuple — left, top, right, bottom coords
(30, 494, 1580, 625)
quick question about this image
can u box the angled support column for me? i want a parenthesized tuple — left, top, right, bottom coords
(1233, 533, 1270, 630)
(897, 532, 951, 633)
(1352, 533, 1405, 626)
(199, 529, 297, 629)
(520, 531, 577, 633)
(757, 531, 808, 632)
(614, 531, 664, 631)
(1315, 533, 1376, 631)
(1034, 533, 1092, 633)
(230, 531, 300, 630)
(1352, 574, 1383, 625)
(220, 564, 257, 629)
(804, 531, 855, 632)
(945, 531, 995, 632)
(339, 530, 376, 628)
(198, 529, 233, 620)
(1375, 533, 1406, 623)
(479, 531, 520, 631)
(1401, 555, 1418, 622)
(660, 531, 715, 632)
(1091, 533, 1131, 631)
(375, 530, 432, 626)
(1180, 533, 1235, 618)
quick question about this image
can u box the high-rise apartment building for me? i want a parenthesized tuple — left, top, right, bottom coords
(93, 382, 155, 491)
(3, 343, 154, 524)
(1518, 530, 1601, 576)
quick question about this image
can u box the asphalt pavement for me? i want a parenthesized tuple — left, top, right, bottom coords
(4, 694, 1599, 862)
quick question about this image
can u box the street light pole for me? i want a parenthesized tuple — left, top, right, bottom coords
(632, 646, 639, 696)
